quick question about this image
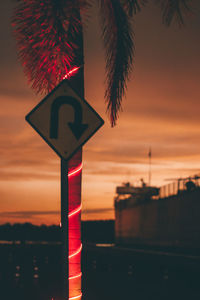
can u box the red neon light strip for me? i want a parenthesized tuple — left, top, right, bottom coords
(68, 244, 82, 259)
(69, 272, 82, 280)
(69, 293, 82, 300)
(68, 204, 82, 218)
(63, 66, 80, 80)
(68, 163, 83, 300)
(68, 163, 83, 178)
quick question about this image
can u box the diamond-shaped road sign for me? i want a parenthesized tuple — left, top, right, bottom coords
(26, 79, 104, 160)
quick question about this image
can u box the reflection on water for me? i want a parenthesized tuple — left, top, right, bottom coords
(95, 243, 115, 247)
(0, 242, 200, 300)
(0, 240, 20, 245)
(0, 242, 62, 300)
(0, 240, 61, 245)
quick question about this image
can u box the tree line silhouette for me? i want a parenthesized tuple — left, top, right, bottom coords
(0, 221, 114, 243)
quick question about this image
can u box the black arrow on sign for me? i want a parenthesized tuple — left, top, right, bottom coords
(50, 96, 88, 140)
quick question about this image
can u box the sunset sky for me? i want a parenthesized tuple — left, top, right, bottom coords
(0, 0, 200, 225)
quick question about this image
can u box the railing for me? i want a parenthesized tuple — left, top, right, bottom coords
(159, 175, 200, 199)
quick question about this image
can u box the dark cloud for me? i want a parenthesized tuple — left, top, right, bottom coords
(0, 208, 113, 219)
(0, 170, 59, 181)
(0, 210, 59, 219)
(82, 207, 113, 214)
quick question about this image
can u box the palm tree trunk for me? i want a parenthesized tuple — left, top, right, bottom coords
(61, 9, 84, 300)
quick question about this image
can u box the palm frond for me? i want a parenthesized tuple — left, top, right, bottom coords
(12, 0, 89, 94)
(99, 0, 134, 126)
(121, 0, 148, 16)
(156, 0, 192, 26)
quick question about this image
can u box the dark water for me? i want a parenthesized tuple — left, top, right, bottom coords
(0, 242, 200, 300)
(0, 242, 62, 300)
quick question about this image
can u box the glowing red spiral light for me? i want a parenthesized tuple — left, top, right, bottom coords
(68, 163, 83, 179)
(63, 66, 80, 80)
(68, 244, 82, 259)
(69, 294, 82, 300)
(68, 162, 83, 300)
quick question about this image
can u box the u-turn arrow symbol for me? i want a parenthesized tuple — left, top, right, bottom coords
(50, 96, 88, 140)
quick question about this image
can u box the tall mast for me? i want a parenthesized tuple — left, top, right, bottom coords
(148, 147, 151, 186)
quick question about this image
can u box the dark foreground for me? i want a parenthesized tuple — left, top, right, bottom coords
(0, 242, 200, 300)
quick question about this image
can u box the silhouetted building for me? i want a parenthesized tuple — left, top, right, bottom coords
(114, 176, 200, 249)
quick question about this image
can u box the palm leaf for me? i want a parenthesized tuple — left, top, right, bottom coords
(156, 0, 192, 26)
(121, 0, 148, 16)
(12, 0, 89, 94)
(99, 0, 134, 126)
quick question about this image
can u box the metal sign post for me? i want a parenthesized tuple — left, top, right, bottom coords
(26, 79, 104, 300)
(61, 158, 69, 299)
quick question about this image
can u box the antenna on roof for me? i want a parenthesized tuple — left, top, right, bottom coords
(148, 147, 152, 186)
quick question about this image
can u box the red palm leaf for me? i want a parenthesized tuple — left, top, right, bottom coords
(12, 0, 89, 94)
